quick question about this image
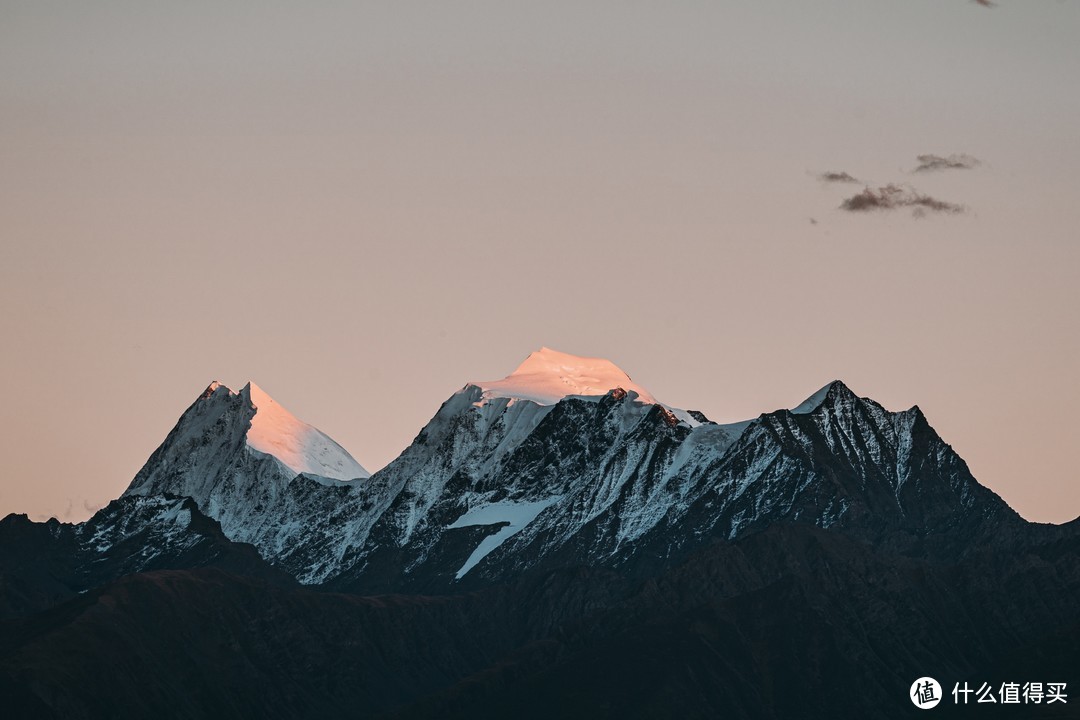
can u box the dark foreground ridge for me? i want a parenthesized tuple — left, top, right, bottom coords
(2, 522, 1078, 719)
(2, 357, 1079, 718)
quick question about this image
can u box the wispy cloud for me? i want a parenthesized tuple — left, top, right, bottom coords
(973, 0, 996, 8)
(840, 184, 964, 216)
(913, 153, 981, 172)
(819, 171, 860, 183)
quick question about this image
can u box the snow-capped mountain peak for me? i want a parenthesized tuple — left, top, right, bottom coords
(791, 380, 842, 415)
(113, 359, 1023, 596)
(241, 382, 368, 482)
(790, 380, 862, 415)
(472, 347, 658, 406)
(125, 380, 369, 558)
(133, 379, 369, 486)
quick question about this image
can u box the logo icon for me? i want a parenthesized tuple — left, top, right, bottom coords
(911, 677, 942, 709)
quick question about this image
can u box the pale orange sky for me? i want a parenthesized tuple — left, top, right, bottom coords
(1, 1, 1078, 524)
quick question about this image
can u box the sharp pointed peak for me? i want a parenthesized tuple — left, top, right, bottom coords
(243, 383, 369, 480)
(790, 380, 857, 415)
(824, 379, 857, 397)
(240, 381, 273, 404)
(194, 381, 279, 406)
(240, 381, 370, 481)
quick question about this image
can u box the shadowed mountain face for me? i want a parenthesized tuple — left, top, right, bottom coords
(623, 382, 1029, 571)
(0, 495, 292, 619)
(1, 351, 1078, 717)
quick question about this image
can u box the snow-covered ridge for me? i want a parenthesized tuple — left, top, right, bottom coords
(243, 382, 369, 481)
(122, 352, 951, 592)
(473, 347, 658, 406)
(791, 381, 840, 415)
(468, 347, 706, 427)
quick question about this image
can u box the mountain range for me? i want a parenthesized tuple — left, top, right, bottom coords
(2, 348, 1078, 718)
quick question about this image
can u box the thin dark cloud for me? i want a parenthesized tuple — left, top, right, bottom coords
(913, 153, 980, 172)
(973, 0, 995, 7)
(840, 184, 965, 216)
(819, 171, 860, 183)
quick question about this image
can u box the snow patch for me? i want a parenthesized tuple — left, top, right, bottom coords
(449, 498, 562, 579)
(791, 382, 837, 415)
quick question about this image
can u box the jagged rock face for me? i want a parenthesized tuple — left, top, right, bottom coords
(122, 382, 373, 582)
(115, 355, 1027, 593)
(325, 382, 1017, 592)
(623, 382, 1024, 569)
(0, 495, 289, 619)
(125, 383, 296, 533)
(331, 389, 698, 592)
(116, 365, 715, 587)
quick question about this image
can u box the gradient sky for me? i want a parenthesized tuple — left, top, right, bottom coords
(2, 0, 1078, 524)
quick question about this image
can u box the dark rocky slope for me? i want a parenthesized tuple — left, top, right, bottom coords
(0, 495, 291, 620)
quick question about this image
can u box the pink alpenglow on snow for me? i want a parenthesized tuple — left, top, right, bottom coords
(243, 382, 369, 481)
(474, 347, 659, 406)
(470, 347, 705, 427)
